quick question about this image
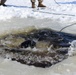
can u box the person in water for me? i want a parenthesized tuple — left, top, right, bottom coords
(31, 0, 46, 8)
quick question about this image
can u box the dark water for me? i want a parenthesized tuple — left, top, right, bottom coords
(20, 29, 76, 48)
(59, 32, 76, 43)
(0, 28, 76, 68)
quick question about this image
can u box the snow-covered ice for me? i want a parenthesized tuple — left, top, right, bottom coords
(0, 0, 76, 34)
(0, 0, 76, 23)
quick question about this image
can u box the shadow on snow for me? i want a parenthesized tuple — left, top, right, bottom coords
(58, 1, 76, 4)
(6, 4, 31, 9)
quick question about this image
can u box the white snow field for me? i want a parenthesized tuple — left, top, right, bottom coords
(0, 0, 76, 75)
(0, 0, 76, 34)
(1, 0, 76, 23)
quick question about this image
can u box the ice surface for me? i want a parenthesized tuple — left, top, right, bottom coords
(0, 56, 76, 75)
(0, 0, 76, 23)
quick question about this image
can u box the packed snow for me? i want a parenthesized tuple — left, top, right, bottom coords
(0, 0, 76, 34)
(0, 0, 76, 23)
(0, 0, 76, 75)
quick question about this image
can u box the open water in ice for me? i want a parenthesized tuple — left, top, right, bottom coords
(0, 18, 76, 75)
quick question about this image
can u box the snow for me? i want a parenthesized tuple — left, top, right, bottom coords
(0, 0, 76, 75)
(0, 0, 76, 34)
(0, 0, 76, 23)
(68, 40, 76, 56)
